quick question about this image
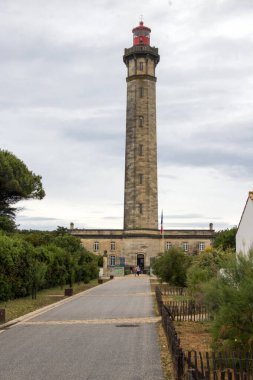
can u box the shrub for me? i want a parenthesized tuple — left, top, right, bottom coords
(203, 250, 253, 351)
(152, 247, 190, 286)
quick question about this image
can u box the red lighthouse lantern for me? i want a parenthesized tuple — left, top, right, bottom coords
(132, 21, 151, 46)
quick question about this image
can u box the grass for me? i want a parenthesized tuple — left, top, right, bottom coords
(0, 279, 99, 323)
(162, 294, 192, 302)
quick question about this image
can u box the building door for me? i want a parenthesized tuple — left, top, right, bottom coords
(137, 254, 144, 271)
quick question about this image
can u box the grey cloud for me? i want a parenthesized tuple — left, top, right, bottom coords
(165, 213, 214, 220)
(63, 121, 124, 142)
(158, 143, 253, 177)
(17, 216, 62, 222)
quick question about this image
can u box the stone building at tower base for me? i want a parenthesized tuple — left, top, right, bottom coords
(70, 226, 214, 274)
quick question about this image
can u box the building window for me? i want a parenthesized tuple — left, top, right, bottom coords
(139, 61, 144, 71)
(139, 116, 144, 127)
(139, 174, 143, 184)
(166, 242, 172, 250)
(93, 241, 99, 252)
(138, 144, 143, 156)
(110, 241, 116, 251)
(139, 203, 143, 214)
(139, 87, 144, 98)
(182, 242, 189, 252)
(110, 255, 116, 266)
(199, 242, 205, 252)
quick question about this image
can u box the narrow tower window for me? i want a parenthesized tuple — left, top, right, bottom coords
(139, 87, 144, 98)
(139, 61, 144, 71)
(139, 203, 143, 214)
(139, 116, 144, 127)
(138, 144, 143, 156)
(139, 174, 143, 184)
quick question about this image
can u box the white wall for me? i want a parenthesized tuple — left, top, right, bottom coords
(236, 198, 253, 255)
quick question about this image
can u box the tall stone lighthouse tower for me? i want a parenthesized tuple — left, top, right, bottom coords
(123, 21, 160, 231)
(71, 22, 215, 271)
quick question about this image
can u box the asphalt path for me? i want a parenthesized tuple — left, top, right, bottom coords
(0, 276, 164, 380)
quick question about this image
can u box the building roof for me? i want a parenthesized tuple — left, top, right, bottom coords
(237, 191, 253, 231)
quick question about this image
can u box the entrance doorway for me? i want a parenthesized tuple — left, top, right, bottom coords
(137, 254, 145, 272)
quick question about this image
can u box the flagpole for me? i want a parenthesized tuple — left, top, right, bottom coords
(160, 210, 165, 253)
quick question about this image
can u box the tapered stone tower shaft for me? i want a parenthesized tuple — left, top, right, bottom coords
(123, 21, 160, 230)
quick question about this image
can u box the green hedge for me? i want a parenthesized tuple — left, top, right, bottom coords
(0, 231, 99, 301)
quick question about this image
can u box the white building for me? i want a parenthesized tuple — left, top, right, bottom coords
(236, 191, 253, 255)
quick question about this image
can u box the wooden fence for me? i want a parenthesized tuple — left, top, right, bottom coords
(178, 350, 253, 380)
(156, 286, 253, 380)
(156, 286, 211, 321)
(165, 300, 212, 322)
(158, 285, 187, 296)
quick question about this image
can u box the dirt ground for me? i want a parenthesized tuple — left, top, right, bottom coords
(158, 323, 175, 380)
(175, 321, 212, 352)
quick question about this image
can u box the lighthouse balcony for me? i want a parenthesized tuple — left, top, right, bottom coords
(123, 45, 159, 63)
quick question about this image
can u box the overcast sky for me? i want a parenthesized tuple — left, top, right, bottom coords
(1, 0, 253, 231)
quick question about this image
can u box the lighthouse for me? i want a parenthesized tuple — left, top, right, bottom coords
(71, 21, 215, 273)
(123, 21, 160, 231)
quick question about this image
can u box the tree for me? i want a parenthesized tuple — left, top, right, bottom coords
(0, 215, 16, 232)
(153, 247, 190, 286)
(213, 227, 237, 250)
(0, 233, 38, 299)
(0, 150, 45, 230)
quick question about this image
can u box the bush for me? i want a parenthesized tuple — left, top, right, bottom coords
(202, 250, 253, 351)
(213, 227, 237, 250)
(152, 247, 190, 286)
(187, 249, 235, 298)
(0, 230, 99, 301)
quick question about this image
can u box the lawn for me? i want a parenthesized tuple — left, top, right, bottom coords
(0, 279, 99, 323)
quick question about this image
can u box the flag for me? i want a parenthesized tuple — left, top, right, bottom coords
(160, 210, 163, 234)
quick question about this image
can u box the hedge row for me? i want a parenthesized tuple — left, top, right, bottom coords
(0, 231, 99, 301)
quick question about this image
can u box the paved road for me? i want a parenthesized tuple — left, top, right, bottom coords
(0, 276, 164, 380)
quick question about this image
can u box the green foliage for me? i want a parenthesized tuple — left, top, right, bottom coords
(213, 227, 237, 250)
(152, 247, 190, 286)
(0, 215, 16, 232)
(202, 251, 253, 351)
(0, 230, 99, 301)
(97, 254, 103, 267)
(20, 230, 55, 247)
(0, 150, 45, 227)
(187, 249, 235, 299)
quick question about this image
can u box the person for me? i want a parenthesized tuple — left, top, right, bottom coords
(136, 265, 141, 276)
